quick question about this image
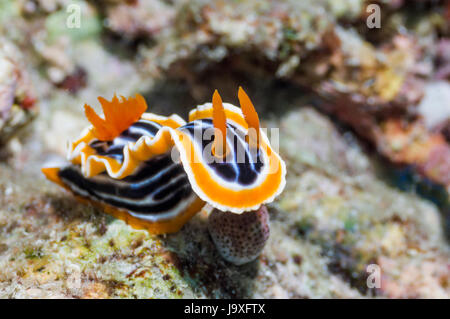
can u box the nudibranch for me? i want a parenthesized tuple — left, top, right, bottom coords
(42, 95, 204, 234)
(42, 89, 286, 247)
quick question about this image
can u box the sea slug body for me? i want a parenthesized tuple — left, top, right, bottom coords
(42, 88, 286, 264)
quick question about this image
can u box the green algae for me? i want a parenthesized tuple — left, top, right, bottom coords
(0, 0, 19, 25)
(45, 1, 101, 43)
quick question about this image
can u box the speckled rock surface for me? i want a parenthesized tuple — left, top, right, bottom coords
(1, 102, 448, 298)
(0, 0, 448, 298)
(208, 206, 270, 266)
(0, 40, 36, 145)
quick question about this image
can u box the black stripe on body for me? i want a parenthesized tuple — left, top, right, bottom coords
(58, 153, 194, 215)
(180, 119, 264, 185)
(89, 120, 162, 162)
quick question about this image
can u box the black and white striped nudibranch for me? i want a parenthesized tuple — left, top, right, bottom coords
(42, 88, 286, 236)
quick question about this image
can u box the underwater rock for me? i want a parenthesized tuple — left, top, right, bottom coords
(2, 105, 449, 298)
(0, 57, 16, 114)
(0, 0, 448, 299)
(18, 0, 67, 15)
(105, 0, 175, 39)
(0, 40, 36, 146)
(434, 39, 450, 80)
(418, 82, 450, 130)
(136, 0, 449, 190)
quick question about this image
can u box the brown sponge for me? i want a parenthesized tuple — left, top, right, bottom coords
(208, 205, 270, 265)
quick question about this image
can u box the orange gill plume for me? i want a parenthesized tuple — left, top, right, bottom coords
(212, 90, 227, 157)
(238, 86, 260, 148)
(84, 94, 148, 141)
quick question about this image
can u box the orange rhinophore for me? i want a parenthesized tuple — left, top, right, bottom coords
(212, 90, 227, 157)
(238, 86, 260, 148)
